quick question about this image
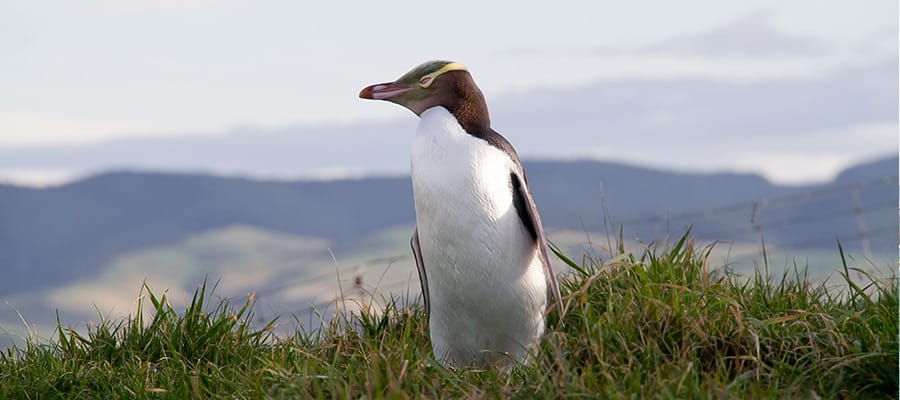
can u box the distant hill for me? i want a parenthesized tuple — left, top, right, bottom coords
(0, 156, 895, 295)
(835, 157, 898, 183)
(0, 173, 414, 294)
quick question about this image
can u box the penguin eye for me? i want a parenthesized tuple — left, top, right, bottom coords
(419, 76, 433, 87)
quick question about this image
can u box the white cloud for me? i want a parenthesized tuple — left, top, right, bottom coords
(731, 153, 869, 185)
(641, 11, 830, 57)
(0, 110, 224, 148)
(0, 168, 81, 187)
(75, 0, 244, 16)
(492, 9, 895, 87)
(0, 111, 140, 147)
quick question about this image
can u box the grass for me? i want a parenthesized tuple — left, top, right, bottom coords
(1, 234, 896, 399)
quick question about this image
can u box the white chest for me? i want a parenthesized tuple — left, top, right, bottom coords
(410, 108, 517, 223)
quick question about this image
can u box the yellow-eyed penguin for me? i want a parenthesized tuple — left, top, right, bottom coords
(359, 60, 561, 367)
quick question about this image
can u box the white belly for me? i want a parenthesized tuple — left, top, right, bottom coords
(410, 106, 548, 366)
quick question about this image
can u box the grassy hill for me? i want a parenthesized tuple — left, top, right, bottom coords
(0, 224, 421, 349)
(1, 237, 896, 398)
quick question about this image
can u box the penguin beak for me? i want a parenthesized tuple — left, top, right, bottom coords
(359, 82, 412, 100)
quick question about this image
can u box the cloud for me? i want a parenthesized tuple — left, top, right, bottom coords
(0, 168, 78, 187)
(491, 11, 855, 84)
(79, 0, 242, 16)
(0, 110, 159, 147)
(0, 55, 895, 186)
(640, 11, 830, 57)
(726, 122, 898, 183)
(491, 56, 898, 183)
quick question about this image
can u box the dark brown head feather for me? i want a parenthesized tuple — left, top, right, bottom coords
(430, 70, 491, 135)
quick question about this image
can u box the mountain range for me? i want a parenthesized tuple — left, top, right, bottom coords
(1, 156, 895, 296)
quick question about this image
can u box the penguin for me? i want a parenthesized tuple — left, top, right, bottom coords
(359, 60, 561, 367)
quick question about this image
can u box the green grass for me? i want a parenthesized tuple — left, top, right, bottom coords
(1, 234, 896, 399)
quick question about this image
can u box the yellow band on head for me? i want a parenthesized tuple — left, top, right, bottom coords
(419, 62, 467, 88)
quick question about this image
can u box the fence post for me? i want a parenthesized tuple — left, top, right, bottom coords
(750, 201, 766, 265)
(849, 186, 872, 259)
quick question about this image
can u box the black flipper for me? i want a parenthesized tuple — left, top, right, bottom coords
(411, 228, 429, 319)
(511, 172, 564, 319)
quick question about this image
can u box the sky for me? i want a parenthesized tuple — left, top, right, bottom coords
(1, 1, 897, 185)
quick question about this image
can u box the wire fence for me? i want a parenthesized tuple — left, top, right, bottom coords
(241, 174, 898, 325)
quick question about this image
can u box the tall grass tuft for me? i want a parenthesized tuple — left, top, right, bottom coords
(2, 233, 896, 398)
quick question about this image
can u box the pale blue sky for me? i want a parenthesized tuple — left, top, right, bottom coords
(1, 1, 897, 184)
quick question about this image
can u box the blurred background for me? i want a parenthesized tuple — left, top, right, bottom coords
(1, 1, 897, 347)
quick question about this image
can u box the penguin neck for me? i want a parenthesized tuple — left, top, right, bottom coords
(439, 72, 491, 137)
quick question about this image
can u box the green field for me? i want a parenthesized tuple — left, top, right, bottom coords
(1, 224, 891, 351)
(4, 224, 888, 351)
(1, 234, 896, 398)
